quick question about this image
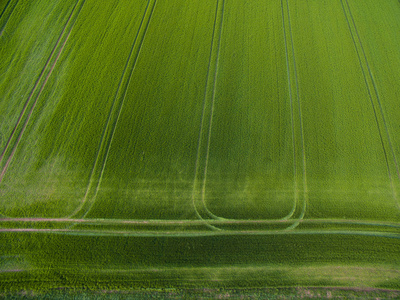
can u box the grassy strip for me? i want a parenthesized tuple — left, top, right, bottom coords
(1, 232, 399, 266)
(0, 233, 399, 291)
(1, 286, 399, 299)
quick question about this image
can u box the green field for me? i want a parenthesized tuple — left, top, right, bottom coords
(1, 0, 400, 296)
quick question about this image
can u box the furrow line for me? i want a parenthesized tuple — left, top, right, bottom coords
(70, 0, 158, 219)
(0, 0, 86, 187)
(340, 0, 400, 211)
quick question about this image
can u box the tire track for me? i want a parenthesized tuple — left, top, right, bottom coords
(192, 0, 225, 230)
(340, 0, 400, 210)
(280, 0, 298, 221)
(286, 0, 308, 226)
(201, 0, 226, 221)
(0, 227, 399, 239)
(0, 0, 12, 20)
(2, 217, 400, 238)
(345, 0, 400, 208)
(201, 1, 298, 225)
(193, 0, 304, 230)
(0, 0, 18, 36)
(70, 0, 158, 219)
(0, 0, 80, 165)
(1, 217, 399, 229)
(281, 0, 308, 230)
(0, 0, 86, 186)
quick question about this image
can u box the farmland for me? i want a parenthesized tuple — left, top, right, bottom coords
(1, 0, 400, 296)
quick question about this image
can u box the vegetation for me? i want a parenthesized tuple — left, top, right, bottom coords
(0, 0, 399, 295)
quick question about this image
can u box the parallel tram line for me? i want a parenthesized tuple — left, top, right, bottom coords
(344, 0, 400, 205)
(1, 217, 400, 229)
(0, 0, 13, 20)
(192, 0, 225, 229)
(280, 0, 298, 221)
(0, 0, 86, 185)
(286, 0, 308, 224)
(2, 217, 400, 239)
(340, 0, 400, 210)
(0, 0, 19, 36)
(193, 0, 307, 230)
(0, 0, 81, 166)
(0, 1, 397, 230)
(281, 0, 308, 229)
(0, 30, 73, 182)
(201, 0, 225, 221)
(70, 0, 158, 219)
(0, 227, 399, 239)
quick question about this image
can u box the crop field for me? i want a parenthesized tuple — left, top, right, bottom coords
(1, 0, 400, 296)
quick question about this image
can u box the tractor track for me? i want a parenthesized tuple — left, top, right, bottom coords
(70, 0, 158, 219)
(341, 0, 400, 210)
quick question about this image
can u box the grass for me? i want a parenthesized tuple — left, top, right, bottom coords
(0, 0, 149, 217)
(86, 0, 217, 220)
(0, 232, 399, 293)
(0, 0, 400, 295)
(289, 0, 400, 221)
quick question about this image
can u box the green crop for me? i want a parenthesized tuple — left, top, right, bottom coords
(0, 0, 399, 295)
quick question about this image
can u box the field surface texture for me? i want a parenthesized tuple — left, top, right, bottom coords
(1, 0, 400, 295)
